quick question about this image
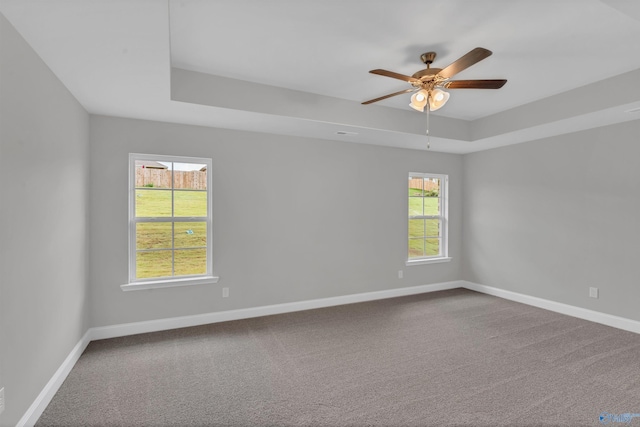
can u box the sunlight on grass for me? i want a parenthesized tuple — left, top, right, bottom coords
(136, 250, 172, 279)
(175, 249, 207, 276)
(408, 238, 439, 258)
(174, 222, 207, 248)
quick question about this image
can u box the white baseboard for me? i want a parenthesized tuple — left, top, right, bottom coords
(91, 280, 464, 340)
(462, 280, 640, 335)
(17, 330, 92, 427)
(22, 280, 460, 426)
(89, 280, 640, 341)
(22, 279, 640, 427)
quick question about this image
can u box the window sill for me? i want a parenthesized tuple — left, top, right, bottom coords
(121, 276, 219, 292)
(405, 257, 452, 266)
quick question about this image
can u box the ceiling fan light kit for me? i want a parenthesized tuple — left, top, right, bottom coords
(363, 47, 507, 149)
(363, 47, 506, 110)
(410, 88, 450, 112)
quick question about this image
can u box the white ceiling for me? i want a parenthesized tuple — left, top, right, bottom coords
(2, 0, 640, 153)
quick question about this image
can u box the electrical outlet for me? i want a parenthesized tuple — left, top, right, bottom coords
(0, 387, 5, 415)
(589, 287, 599, 298)
(222, 287, 229, 298)
(398, 270, 403, 279)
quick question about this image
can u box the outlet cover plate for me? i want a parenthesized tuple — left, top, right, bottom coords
(0, 387, 5, 415)
(589, 287, 599, 298)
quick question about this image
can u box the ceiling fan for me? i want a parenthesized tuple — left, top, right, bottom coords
(362, 47, 506, 111)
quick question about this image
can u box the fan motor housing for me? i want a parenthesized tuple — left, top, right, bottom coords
(412, 68, 442, 80)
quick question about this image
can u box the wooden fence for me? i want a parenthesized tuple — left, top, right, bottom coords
(136, 168, 207, 190)
(409, 178, 439, 192)
(137, 169, 430, 192)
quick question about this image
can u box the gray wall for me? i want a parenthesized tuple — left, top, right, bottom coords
(0, 13, 90, 427)
(7, 5, 640, 423)
(89, 115, 463, 327)
(462, 120, 640, 322)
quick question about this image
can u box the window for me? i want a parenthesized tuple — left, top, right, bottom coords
(123, 154, 218, 290)
(407, 173, 450, 265)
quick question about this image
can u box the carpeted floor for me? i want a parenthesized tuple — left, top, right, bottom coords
(36, 289, 640, 426)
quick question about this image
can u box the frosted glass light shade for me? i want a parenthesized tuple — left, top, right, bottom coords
(409, 90, 429, 112)
(428, 89, 450, 111)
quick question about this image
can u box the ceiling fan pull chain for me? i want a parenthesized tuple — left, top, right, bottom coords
(426, 97, 431, 150)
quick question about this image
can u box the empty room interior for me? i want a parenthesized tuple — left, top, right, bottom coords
(2, 1, 640, 426)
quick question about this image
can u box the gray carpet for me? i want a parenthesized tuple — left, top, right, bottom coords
(36, 289, 640, 426)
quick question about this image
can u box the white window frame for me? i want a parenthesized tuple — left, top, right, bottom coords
(122, 153, 218, 291)
(406, 172, 451, 266)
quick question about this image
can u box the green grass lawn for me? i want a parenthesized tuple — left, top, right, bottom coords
(409, 188, 441, 258)
(135, 189, 207, 217)
(135, 189, 207, 279)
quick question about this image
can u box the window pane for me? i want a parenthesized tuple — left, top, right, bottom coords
(135, 189, 172, 217)
(423, 197, 440, 216)
(409, 194, 423, 216)
(425, 219, 440, 237)
(175, 249, 207, 276)
(409, 238, 424, 258)
(174, 222, 207, 248)
(136, 222, 172, 250)
(425, 238, 440, 256)
(173, 163, 207, 190)
(174, 190, 207, 217)
(135, 161, 171, 189)
(409, 176, 424, 193)
(424, 178, 440, 196)
(409, 219, 425, 239)
(136, 250, 172, 279)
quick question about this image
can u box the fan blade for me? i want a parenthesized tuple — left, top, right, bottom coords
(444, 79, 507, 89)
(362, 88, 415, 105)
(369, 69, 420, 84)
(438, 47, 493, 79)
